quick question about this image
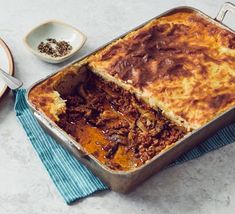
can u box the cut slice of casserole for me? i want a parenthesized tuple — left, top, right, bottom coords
(28, 9, 235, 171)
(89, 10, 235, 130)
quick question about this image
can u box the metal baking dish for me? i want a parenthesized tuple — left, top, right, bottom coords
(26, 2, 235, 193)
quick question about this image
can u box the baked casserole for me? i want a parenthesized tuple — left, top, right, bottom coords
(29, 10, 235, 171)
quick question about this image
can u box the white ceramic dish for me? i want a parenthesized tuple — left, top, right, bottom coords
(0, 39, 14, 99)
(24, 20, 86, 64)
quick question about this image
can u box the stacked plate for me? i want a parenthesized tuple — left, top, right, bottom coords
(0, 39, 14, 99)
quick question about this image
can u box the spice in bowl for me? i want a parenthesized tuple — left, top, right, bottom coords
(37, 38, 72, 58)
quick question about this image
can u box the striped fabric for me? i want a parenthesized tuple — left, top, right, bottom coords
(15, 89, 235, 204)
(15, 89, 108, 204)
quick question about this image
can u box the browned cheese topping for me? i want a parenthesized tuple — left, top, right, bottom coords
(90, 11, 235, 129)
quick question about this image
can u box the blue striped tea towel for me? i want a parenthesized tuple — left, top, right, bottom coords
(15, 89, 235, 204)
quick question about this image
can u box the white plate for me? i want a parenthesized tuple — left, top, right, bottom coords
(0, 39, 14, 99)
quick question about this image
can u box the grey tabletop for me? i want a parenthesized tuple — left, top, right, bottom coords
(0, 0, 235, 213)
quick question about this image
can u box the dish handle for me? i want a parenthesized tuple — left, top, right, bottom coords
(215, 2, 235, 23)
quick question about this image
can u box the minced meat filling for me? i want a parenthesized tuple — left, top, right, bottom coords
(57, 71, 185, 171)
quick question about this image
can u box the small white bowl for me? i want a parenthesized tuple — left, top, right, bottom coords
(24, 20, 86, 64)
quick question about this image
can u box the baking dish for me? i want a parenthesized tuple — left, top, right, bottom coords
(26, 2, 235, 192)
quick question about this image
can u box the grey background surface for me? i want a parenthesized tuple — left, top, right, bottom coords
(0, 0, 235, 213)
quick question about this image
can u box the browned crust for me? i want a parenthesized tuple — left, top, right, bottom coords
(29, 10, 235, 130)
(28, 62, 86, 121)
(89, 10, 235, 130)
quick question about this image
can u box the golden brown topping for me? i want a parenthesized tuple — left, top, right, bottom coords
(90, 10, 235, 130)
